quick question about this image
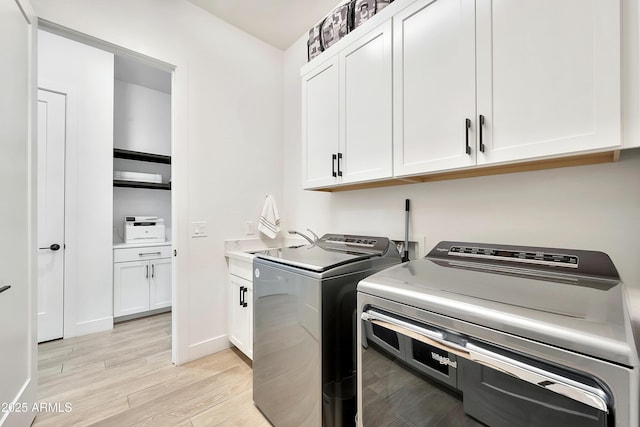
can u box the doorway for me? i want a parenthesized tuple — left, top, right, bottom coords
(37, 28, 176, 363)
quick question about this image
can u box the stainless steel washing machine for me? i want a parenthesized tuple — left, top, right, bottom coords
(252, 234, 401, 427)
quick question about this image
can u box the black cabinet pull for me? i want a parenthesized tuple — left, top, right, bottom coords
(152, 264, 155, 278)
(465, 118, 471, 155)
(337, 153, 343, 177)
(0, 285, 11, 294)
(479, 114, 485, 153)
(239, 286, 245, 306)
(242, 287, 248, 308)
(146, 265, 149, 279)
(332, 154, 337, 177)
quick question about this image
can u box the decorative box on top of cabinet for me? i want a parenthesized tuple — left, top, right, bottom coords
(113, 243, 172, 320)
(392, 0, 621, 177)
(301, 19, 393, 189)
(227, 254, 253, 360)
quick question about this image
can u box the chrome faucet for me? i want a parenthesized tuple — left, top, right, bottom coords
(288, 229, 318, 244)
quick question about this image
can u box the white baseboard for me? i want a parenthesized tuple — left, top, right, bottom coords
(186, 334, 230, 362)
(73, 316, 113, 337)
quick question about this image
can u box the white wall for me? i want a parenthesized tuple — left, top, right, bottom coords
(38, 30, 115, 337)
(33, 0, 284, 363)
(114, 79, 171, 156)
(284, 35, 640, 293)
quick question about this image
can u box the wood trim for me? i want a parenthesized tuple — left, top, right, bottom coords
(311, 150, 620, 192)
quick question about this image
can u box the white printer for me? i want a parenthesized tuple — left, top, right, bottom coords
(124, 216, 166, 244)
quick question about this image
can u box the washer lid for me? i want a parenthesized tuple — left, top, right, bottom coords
(253, 244, 374, 272)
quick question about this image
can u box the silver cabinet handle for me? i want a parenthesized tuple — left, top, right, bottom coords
(139, 252, 162, 257)
(362, 309, 609, 413)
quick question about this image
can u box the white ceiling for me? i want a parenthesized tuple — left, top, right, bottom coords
(185, 0, 340, 50)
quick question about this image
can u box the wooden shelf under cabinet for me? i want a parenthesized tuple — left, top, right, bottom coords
(308, 151, 620, 192)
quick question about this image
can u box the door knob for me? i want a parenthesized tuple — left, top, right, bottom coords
(39, 243, 61, 251)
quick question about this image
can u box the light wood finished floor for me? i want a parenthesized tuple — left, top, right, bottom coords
(35, 313, 271, 426)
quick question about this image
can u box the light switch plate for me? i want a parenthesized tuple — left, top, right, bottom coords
(192, 221, 208, 237)
(245, 221, 255, 235)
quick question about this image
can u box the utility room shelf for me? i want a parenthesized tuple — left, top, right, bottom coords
(114, 148, 171, 164)
(113, 180, 171, 190)
(113, 148, 171, 190)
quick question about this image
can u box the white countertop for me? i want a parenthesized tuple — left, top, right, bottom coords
(224, 237, 305, 261)
(226, 250, 256, 262)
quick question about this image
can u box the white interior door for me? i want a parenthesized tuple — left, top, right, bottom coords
(0, 0, 37, 424)
(37, 89, 66, 343)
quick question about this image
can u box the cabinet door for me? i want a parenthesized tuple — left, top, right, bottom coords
(302, 56, 340, 189)
(476, 0, 621, 165)
(340, 20, 393, 183)
(229, 275, 252, 358)
(113, 260, 150, 317)
(393, 0, 477, 177)
(149, 258, 172, 310)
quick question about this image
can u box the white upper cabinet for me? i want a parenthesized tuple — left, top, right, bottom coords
(302, 21, 393, 189)
(302, 0, 622, 188)
(393, 0, 477, 176)
(394, 0, 621, 178)
(341, 19, 393, 183)
(302, 57, 340, 189)
(475, 0, 621, 165)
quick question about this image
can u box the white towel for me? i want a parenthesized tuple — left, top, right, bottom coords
(258, 195, 280, 239)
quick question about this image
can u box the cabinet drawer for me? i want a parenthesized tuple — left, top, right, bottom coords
(114, 245, 172, 263)
(229, 257, 254, 282)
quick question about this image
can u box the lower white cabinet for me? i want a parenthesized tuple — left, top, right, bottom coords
(149, 258, 172, 310)
(227, 255, 253, 359)
(113, 244, 172, 319)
